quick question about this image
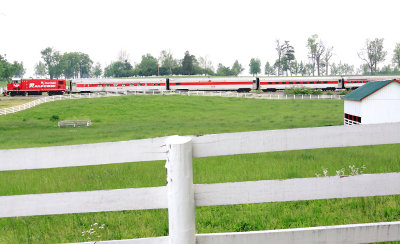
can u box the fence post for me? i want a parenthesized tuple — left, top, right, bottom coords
(166, 136, 195, 244)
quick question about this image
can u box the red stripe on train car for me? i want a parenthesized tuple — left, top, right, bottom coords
(260, 81, 338, 85)
(170, 82, 253, 86)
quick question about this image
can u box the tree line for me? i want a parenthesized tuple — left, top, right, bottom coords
(1, 35, 400, 81)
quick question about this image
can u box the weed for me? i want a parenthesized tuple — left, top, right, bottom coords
(81, 222, 106, 242)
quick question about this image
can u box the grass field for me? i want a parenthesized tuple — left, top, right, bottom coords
(0, 98, 35, 109)
(0, 95, 399, 243)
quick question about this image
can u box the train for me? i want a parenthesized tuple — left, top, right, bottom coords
(3, 76, 400, 96)
(71, 76, 400, 93)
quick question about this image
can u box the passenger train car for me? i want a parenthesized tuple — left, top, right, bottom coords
(71, 77, 258, 93)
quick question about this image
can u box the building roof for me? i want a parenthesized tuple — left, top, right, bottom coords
(343, 79, 400, 101)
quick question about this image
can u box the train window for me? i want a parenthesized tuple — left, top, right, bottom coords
(317, 81, 321, 84)
(323, 81, 328, 84)
(59, 81, 64, 85)
(296, 82, 300, 84)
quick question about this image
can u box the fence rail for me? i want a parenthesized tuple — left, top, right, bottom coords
(1, 123, 399, 171)
(1, 172, 399, 218)
(0, 91, 343, 116)
(1, 123, 400, 243)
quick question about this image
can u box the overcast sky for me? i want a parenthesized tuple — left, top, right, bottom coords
(1, 0, 399, 76)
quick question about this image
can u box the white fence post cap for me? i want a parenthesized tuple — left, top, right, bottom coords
(166, 135, 192, 145)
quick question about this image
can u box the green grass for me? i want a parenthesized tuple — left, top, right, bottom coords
(0, 95, 399, 243)
(0, 95, 342, 149)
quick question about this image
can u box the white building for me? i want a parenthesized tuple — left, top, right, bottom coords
(343, 79, 400, 125)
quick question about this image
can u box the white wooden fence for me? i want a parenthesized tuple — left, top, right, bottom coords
(0, 91, 343, 116)
(1, 123, 400, 243)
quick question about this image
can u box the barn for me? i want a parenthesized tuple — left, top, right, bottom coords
(343, 79, 400, 125)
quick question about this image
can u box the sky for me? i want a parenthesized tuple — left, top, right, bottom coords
(1, 0, 399, 76)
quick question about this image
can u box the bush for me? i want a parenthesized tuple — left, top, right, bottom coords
(50, 115, 60, 121)
(311, 89, 323, 95)
(284, 87, 323, 95)
(326, 91, 334, 95)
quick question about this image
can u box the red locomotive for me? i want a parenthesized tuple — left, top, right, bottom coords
(4, 79, 68, 96)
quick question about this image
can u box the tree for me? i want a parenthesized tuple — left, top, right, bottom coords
(41, 47, 60, 79)
(197, 56, 214, 76)
(11, 61, 25, 78)
(306, 35, 318, 76)
(306, 35, 326, 76)
(231, 60, 244, 76)
(298, 61, 306, 76)
(182, 51, 197, 75)
(358, 38, 387, 75)
(275, 40, 283, 76)
(281, 41, 295, 76)
(135, 54, 158, 76)
(330, 63, 338, 75)
(159, 50, 177, 75)
(34, 61, 47, 78)
(0, 54, 14, 80)
(61, 52, 93, 78)
(91, 62, 102, 78)
(117, 49, 130, 62)
(323, 46, 333, 75)
(305, 63, 313, 76)
(104, 60, 134, 77)
(314, 39, 325, 76)
(290, 61, 299, 76)
(216, 63, 232, 76)
(264, 61, 275, 76)
(249, 58, 261, 76)
(393, 43, 400, 69)
(62, 52, 80, 78)
(77, 53, 93, 78)
(0, 54, 25, 80)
